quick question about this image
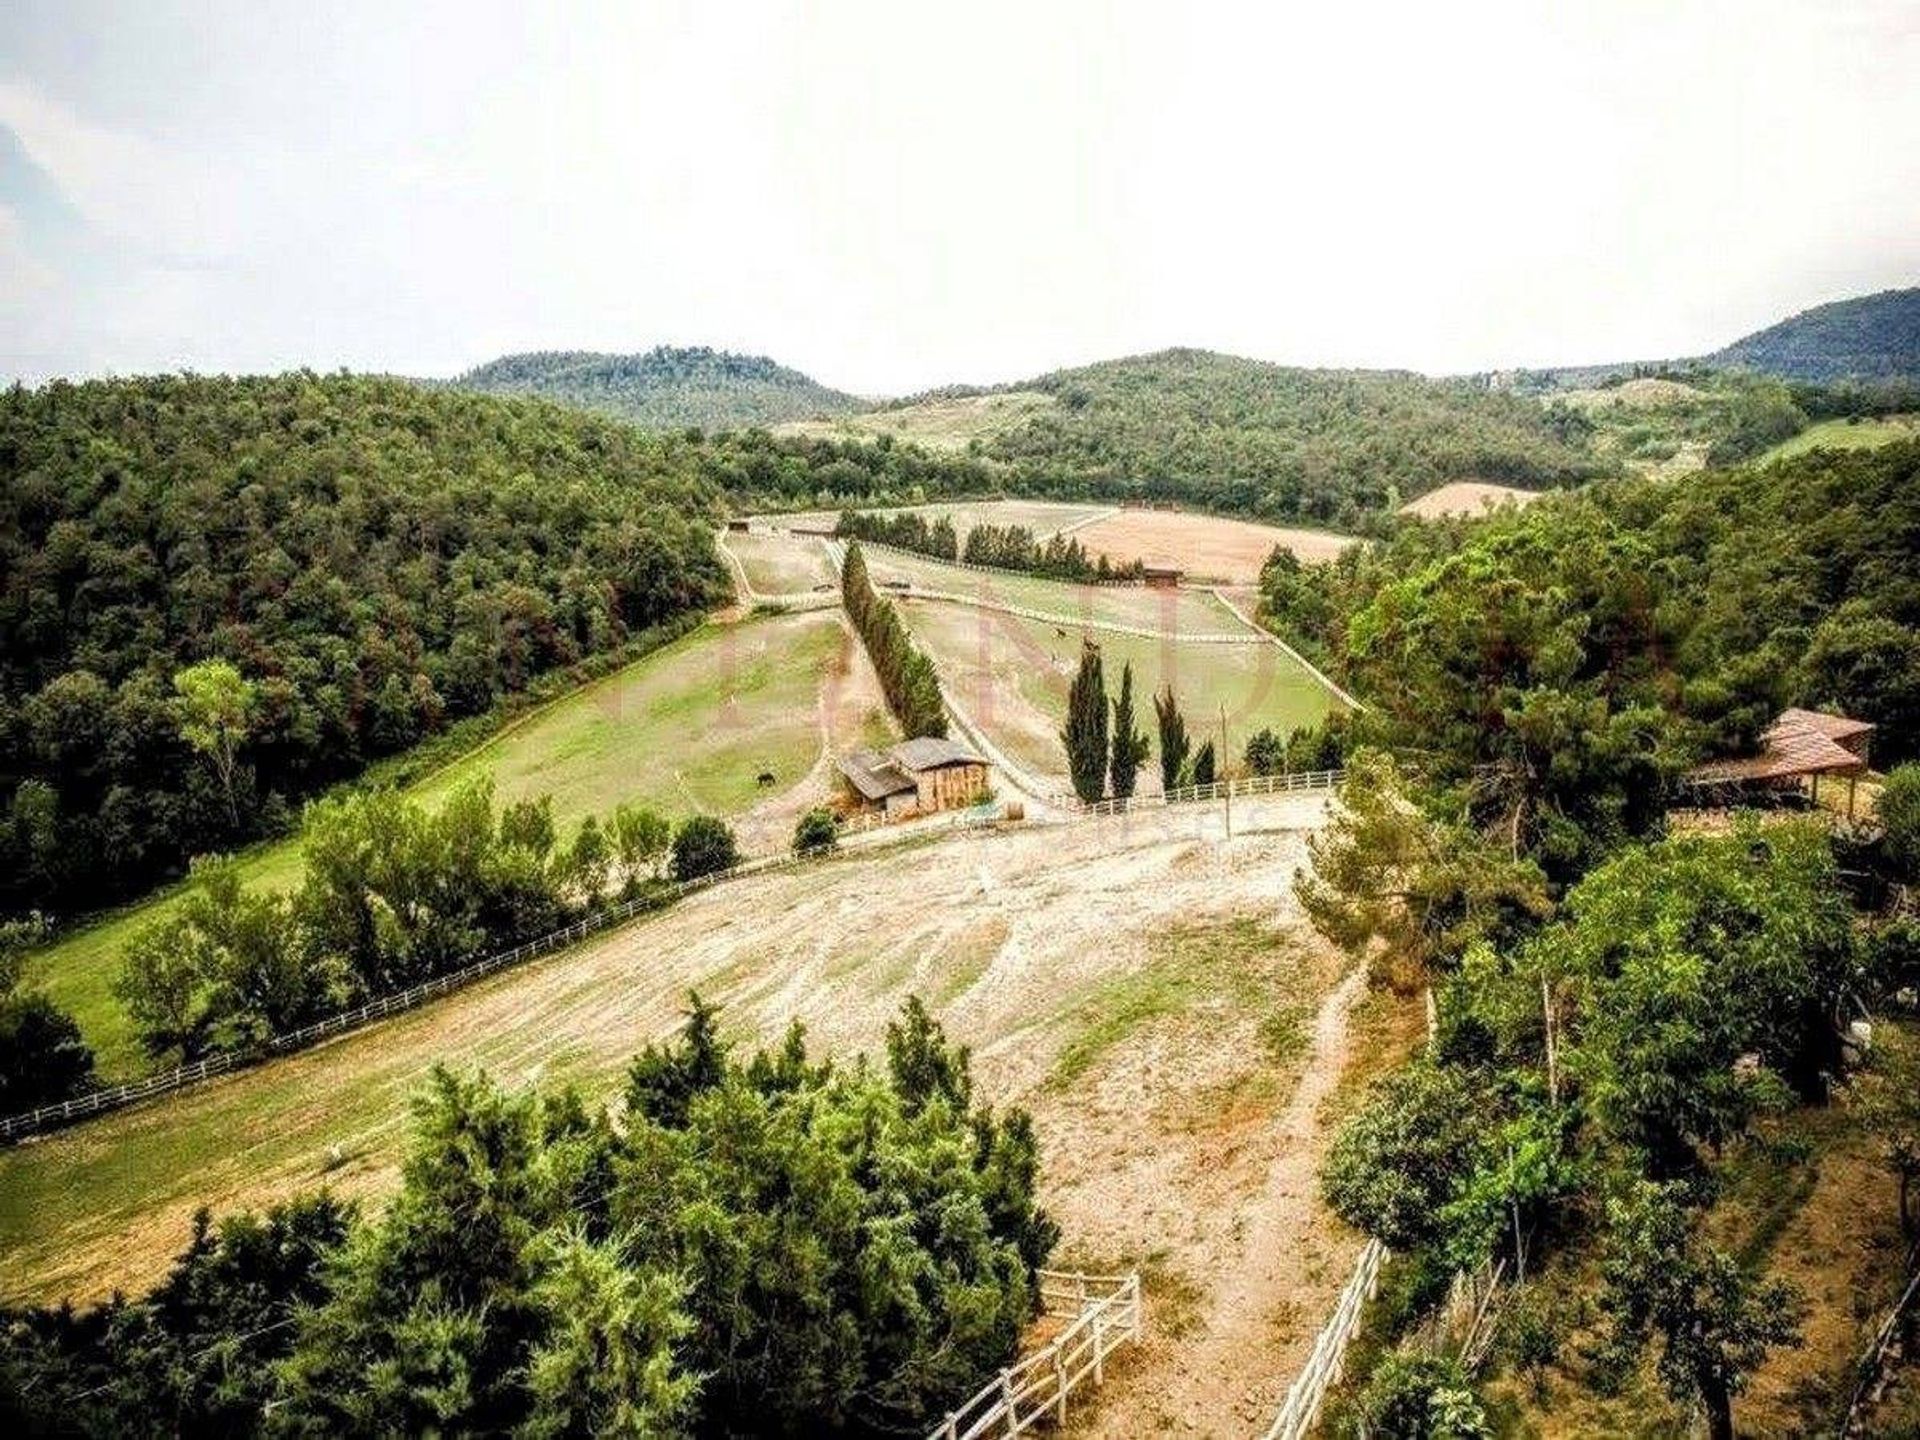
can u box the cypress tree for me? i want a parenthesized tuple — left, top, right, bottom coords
(1189, 739, 1216, 787)
(1061, 642, 1109, 803)
(1153, 685, 1189, 791)
(1108, 661, 1150, 800)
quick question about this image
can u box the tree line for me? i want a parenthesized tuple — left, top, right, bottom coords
(107, 779, 739, 1072)
(830, 508, 1147, 583)
(0, 996, 1057, 1437)
(839, 542, 947, 739)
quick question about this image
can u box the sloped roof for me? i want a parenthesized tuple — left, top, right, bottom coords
(837, 749, 916, 800)
(888, 736, 985, 772)
(1772, 707, 1875, 743)
(1690, 708, 1872, 783)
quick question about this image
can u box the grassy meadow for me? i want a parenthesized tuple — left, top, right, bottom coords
(1760, 412, 1920, 463)
(22, 611, 855, 1082)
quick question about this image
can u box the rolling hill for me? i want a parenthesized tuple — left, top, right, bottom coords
(1711, 286, 1920, 381)
(454, 346, 863, 429)
(788, 349, 1603, 529)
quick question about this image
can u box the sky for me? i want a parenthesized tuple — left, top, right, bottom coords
(0, 0, 1916, 395)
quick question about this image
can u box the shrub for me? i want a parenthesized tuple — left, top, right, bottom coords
(792, 807, 839, 857)
(1881, 764, 1920, 878)
(671, 815, 740, 881)
(1356, 1351, 1491, 1439)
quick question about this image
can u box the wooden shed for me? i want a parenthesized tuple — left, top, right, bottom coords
(837, 737, 988, 818)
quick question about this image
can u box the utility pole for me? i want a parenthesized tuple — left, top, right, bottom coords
(1219, 703, 1230, 838)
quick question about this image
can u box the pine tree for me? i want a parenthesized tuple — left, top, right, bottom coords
(1108, 661, 1150, 800)
(1061, 642, 1109, 803)
(1153, 685, 1189, 791)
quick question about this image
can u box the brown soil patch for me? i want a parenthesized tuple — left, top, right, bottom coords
(1398, 481, 1545, 520)
(1073, 510, 1353, 582)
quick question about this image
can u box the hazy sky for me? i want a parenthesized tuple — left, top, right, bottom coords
(1, 0, 1915, 394)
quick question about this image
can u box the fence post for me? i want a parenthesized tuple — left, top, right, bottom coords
(1000, 1370, 1017, 1435)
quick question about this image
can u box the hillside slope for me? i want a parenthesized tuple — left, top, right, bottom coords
(0, 374, 729, 923)
(1710, 286, 1920, 381)
(455, 345, 862, 429)
(794, 350, 1602, 530)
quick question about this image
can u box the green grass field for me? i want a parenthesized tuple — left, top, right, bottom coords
(863, 546, 1242, 634)
(1760, 413, 1920, 464)
(903, 592, 1343, 781)
(723, 529, 836, 594)
(22, 612, 851, 1082)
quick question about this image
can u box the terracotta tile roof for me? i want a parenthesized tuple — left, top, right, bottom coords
(1690, 708, 1872, 783)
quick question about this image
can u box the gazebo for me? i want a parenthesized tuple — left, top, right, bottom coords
(1687, 707, 1875, 817)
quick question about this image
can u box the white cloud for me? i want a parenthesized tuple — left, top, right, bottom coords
(0, 0, 1914, 389)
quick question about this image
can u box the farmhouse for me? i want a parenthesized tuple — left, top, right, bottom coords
(837, 737, 989, 817)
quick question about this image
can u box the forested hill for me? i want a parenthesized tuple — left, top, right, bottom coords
(0, 373, 730, 920)
(455, 346, 863, 430)
(1710, 287, 1920, 381)
(875, 350, 1605, 531)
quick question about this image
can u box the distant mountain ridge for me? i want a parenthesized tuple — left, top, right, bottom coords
(455, 346, 863, 430)
(1709, 287, 1920, 382)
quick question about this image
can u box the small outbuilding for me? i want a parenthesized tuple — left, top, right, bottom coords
(1141, 559, 1184, 589)
(1687, 707, 1876, 816)
(837, 737, 989, 818)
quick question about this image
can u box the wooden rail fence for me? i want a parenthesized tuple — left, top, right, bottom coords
(930, 1270, 1141, 1440)
(1068, 768, 1344, 817)
(1261, 1239, 1387, 1440)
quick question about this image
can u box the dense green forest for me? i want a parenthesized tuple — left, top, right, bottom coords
(456, 347, 863, 430)
(1264, 439, 1920, 851)
(0, 374, 730, 923)
(1263, 441, 1920, 1435)
(0, 997, 1056, 1436)
(957, 350, 1605, 530)
(1711, 286, 1920, 381)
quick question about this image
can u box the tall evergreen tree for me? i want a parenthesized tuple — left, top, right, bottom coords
(1153, 685, 1189, 791)
(1108, 662, 1150, 800)
(1061, 643, 1109, 803)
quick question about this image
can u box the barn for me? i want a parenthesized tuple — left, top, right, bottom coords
(837, 737, 989, 818)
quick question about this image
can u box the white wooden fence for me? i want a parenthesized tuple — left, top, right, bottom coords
(1261, 1239, 1387, 1440)
(929, 1270, 1142, 1440)
(1067, 768, 1344, 817)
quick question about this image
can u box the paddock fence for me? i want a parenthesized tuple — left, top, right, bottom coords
(1067, 768, 1345, 817)
(928, 1270, 1142, 1440)
(1261, 1238, 1387, 1440)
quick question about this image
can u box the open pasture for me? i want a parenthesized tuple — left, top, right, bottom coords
(861, 546, 1244, 634)
(902, 596, 1346, 786)
(1760, 413, 1920, 464)
(1070, 508, 1353, 581)
(21, 611, 888, 1082)
(723, 527, 836, 594)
